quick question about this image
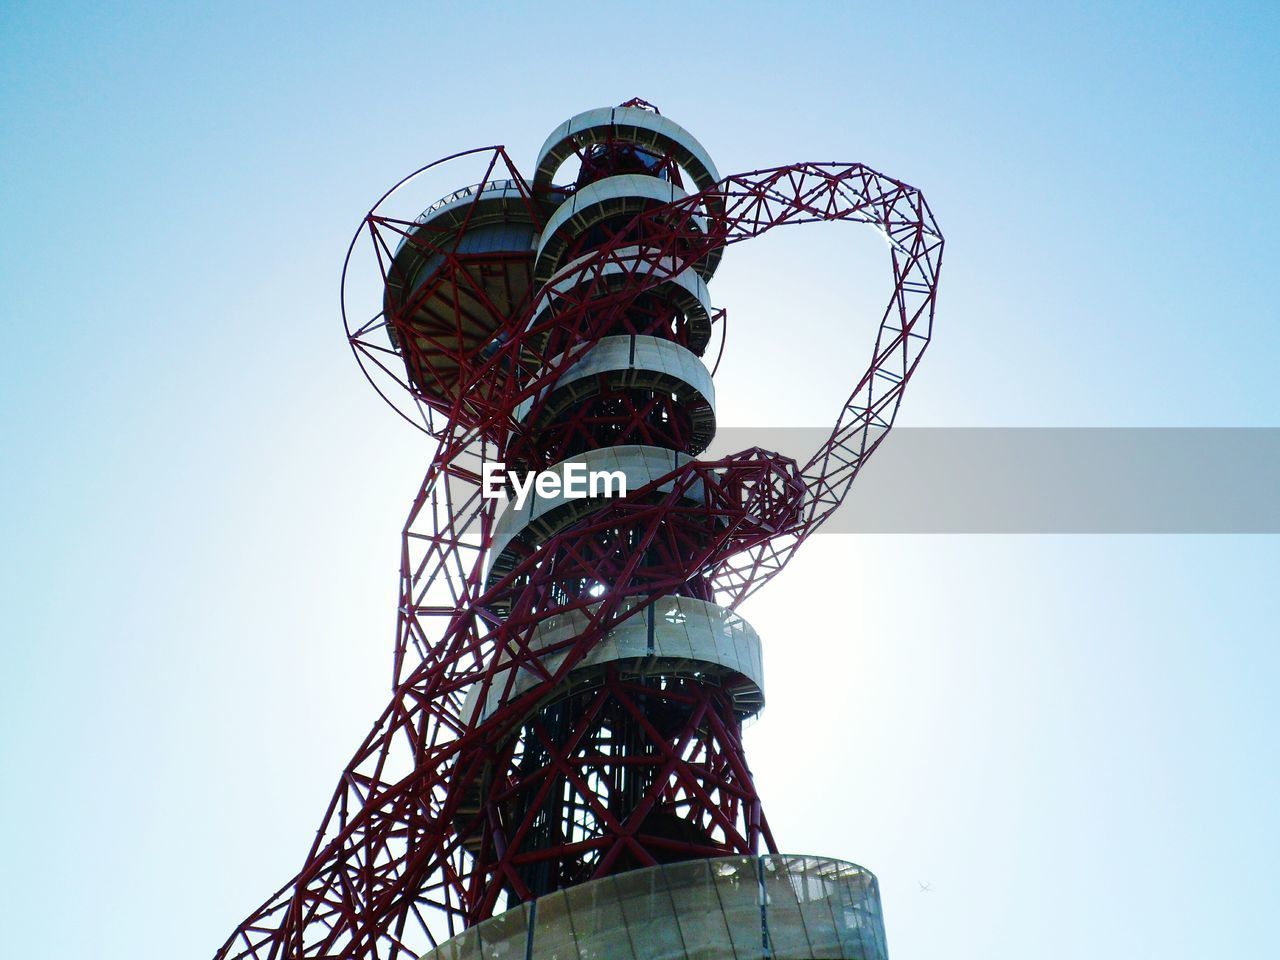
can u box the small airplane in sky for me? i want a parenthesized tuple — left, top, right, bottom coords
(918, 881, 934, 893)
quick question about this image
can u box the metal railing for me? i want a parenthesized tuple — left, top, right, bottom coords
(415, 178, 525, 224)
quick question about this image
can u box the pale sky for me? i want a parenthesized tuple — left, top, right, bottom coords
(2, 2, 1277, 958)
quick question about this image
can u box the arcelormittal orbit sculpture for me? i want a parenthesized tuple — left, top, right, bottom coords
(219, 99, 942, 959)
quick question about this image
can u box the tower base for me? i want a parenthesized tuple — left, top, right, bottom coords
(429, 855, 888, 959)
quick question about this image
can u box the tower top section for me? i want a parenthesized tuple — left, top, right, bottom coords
(532, 103, 721, 194)
(374, 100, 724, 415)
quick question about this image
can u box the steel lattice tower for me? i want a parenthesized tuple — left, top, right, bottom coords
(219, 100, 943, 960)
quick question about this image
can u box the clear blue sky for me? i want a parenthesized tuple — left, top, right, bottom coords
(2, 2, 1276, 958)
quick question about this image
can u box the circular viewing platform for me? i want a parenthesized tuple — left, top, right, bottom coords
(425, 854, 888, 960)
(533, 104, 722, 197)
(462, 594, 764, 724)
(534, 174, 720, 286)
(382, 180, 551, 408)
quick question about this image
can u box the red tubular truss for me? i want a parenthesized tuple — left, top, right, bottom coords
(218, 107, 942, 959)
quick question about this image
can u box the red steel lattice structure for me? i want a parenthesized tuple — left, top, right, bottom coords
(218, 100, 943, 959)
